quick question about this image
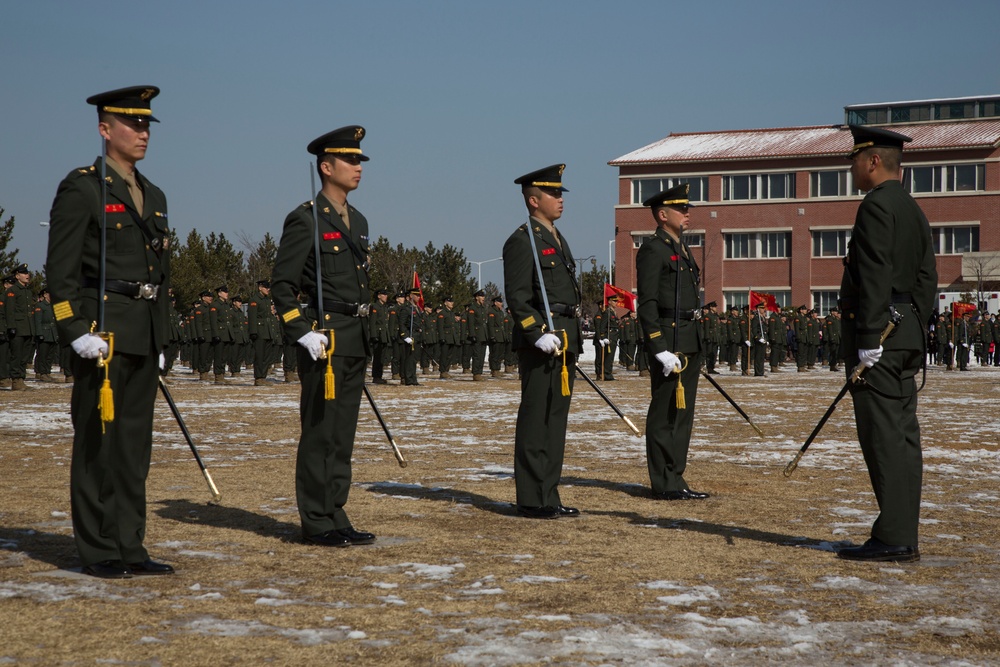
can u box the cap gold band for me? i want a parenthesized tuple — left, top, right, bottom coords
(851, 141, 874, 153)
(659, 199, 690, 205)
(532, 181, 563, 187)
(324, 147, 363, 155)
(102, 106, 153, 116)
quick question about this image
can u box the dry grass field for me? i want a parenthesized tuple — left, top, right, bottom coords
(2, 354, 999, 665)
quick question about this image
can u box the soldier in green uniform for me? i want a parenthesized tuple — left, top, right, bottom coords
(271, 126, 376, 548)
(5, 264, 35, 390)
(163, 291, 183, 377)
(229, 294, 248, 377)
(0, 275, 10, 388)
(593, 297, 619, 380)
(387, 292, 405, 380)
(394, 288, 421, 386)
(32, 287, 60, 382)
(421, 303, 437, 375)
(737, 306, 750, 375)
(807, 309, 821, 368)
(191, 290, 212, 380)
(487, 295, 506, 377)
(726, 305, 741, 371)
(836, 125, 937, 563)
(955, 311, 972, 370)
(700, 302, 720, 374)
(46, 86, 173, 578)
(619, 309, 638, 371)
(436, 296, 459, 379)
(369, 289, 390, 383)
(750, 302, 768, 376)
(768, 310, 785, 372)
(467, 289, 489, 380)
(209, 285, 234, 383)
(503, 164, 582, 519)
(503, 306, 517, 374)
(636, 184, 708, 501)
(247, 280, 274, 386)
(824, 307, 842, 372)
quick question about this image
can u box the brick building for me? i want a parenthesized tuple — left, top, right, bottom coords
(609, 95, 1000, 315)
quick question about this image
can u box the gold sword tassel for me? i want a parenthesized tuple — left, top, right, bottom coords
(674, 353, 688, 410)
(560, 330, 570, 397)
(97, 332, 115, 432)
(324, 329, 336, 400)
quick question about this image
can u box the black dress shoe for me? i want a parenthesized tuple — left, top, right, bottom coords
(336, 527, 376, 545)
(652, 490, 689, 501)
(682, 488, 710, 499)
(303, 530, 351, 547)
(556, 505, 580, 517)
(82, 560, 132, 579)
(372, 378, 388, 385)
(516, 505, 560, 519)
(837, 538, 920, 563)
(128, 559, 175, 576)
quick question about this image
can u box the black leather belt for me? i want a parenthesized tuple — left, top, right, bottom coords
(538, 303, 580, 317)
(310, 300, 370, 318)
(83, 278, 160, 301)
(659, 308, 700, 321)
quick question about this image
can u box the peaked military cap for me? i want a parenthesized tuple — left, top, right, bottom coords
(199, 290, 212, 298)
(643, 183, 694, 209)
(216, 285, 229, 293)
(847, 125, 912, 158)
(515, 164, 568, 192)
(474, 289, 486, 297)
(395, 292, 406, 299)
(704, 301, 717, 308)
(307, 125, 369, 161)
(408, 288, 421, 295)
(87, 86, 160, 122)
(232, 295, 244, 302)
(256, 279, 271, 288)
(376, 288, 389, 296)
(492, 295, 503, 303)
(14, 263, 29, 274)
(443, 295, 454, 302)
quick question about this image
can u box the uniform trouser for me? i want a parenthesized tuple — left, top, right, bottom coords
(514, 348, 576, 507)
(848, 349, 922, 546)
(0, 339, 8, 379)
(704, 342, 717, 372)
(8, 335, 29, 379)
(752, 342, 767, 375)
(296, 352, 365, 536)
(636, 346, 648, 371)
(163, 341, 179, 373)
(471, 341, 486, 375)
(391, 341, 401, 376)
(371, 341, 387, 379)
(595, 342, 616, 379)
(438, 343, 453, 374)
(421, 342, 436, 370)
(796, 340, 809, 368)
(60, 344, 74, 377)
(228, 342, 244, 373)
(646, 350, 701, 494)
(828, 342, 840, 369)
(770, 343, 784, 368)
(197, 341, 211, 373)
(70, 344, 158, 566)
(253, 338, 272, 379)
(505, 344, 518, 369)
(212, 341, 230, 375)
(401, 341, 418, 384)
(488, 341, 503, 371)
(283, 342, 298, 374)
(958, 344, 970, 369)
(35, 341, 57, 375)
(461, 342, 471, 370)
(741, 343, 750, 373)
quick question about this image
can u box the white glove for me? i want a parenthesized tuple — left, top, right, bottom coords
(948, 342, 954, 348)
(534, 332, 562, 355)
(858, 346, 882, 368)
(744, 340, 751, 347)
(298, 331, 328, 361)
(158, 352, 165, 370)
(602, 338, 610, 346)
(758, 338, 766, 344)
(962, 343, 968, 348)
(654, 350, 682, 375)
(404, 337, 413, 345)
(597, 339, 605, 347)
(71, 333, 109, 359)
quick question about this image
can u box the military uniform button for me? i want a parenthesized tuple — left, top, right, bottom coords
(116, 223, 122, 229)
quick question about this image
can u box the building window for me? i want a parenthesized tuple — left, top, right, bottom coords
(631, 177, 708, 205)
(812, 230, 852, 257)
(935, 102, 975, 120)
(810, 170, 851, 197)
(812, 291, 840, 316)
(632, 233, 651, 249)
(905, 164, 985, 194)
(892, 105, 932, 123)
(847, 108, 888, 125)
(931, 226, 979, 255)
(725, 232, 791, 259)
(722, 173, 795, 201)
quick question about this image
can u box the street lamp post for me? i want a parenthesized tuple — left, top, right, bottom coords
(470, 257, 503, 289)
(575, 255, 596, 302)
(608, 239, 615, 285)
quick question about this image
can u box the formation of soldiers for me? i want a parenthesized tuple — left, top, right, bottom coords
(1, 265, 74, 389)
(929, 309, 1000, 371)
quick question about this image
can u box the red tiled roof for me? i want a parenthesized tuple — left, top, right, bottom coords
(608, 120, 1000, 165)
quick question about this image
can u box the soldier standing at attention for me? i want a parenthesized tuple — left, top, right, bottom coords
(750, 302, 768, 377)
(33, 287, 60, 382)
(836, 125, 937, 563)
(5, 263, 35, 390)
(209, 285, 234, 384)
(271, 126, 376, 548)
(46, 86, 173, 578)
(192, 290, 213, 381)
(369, 288, 390, 384)
(467, 289, 489, 381)
(503, 164, 582, 519)
(395, 288, 422, 386)
(636, 184, 709, 501)
(824, 307, 842, 372)
(593, 296, 619, 380)
(487, 295, 506, 377)
(700, 302, 720, 374)
(248, 280, 274, 386)
(437, 296, 458, 379)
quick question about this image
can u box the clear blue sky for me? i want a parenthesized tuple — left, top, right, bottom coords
(3, 0, 998, 291)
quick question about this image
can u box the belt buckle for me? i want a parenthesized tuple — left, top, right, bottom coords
(356, 303, 370, 318)
(573, 305, 581, 318)
(138, 283, 158, 301)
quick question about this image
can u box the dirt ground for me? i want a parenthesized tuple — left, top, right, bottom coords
(2, 357, 999, 666)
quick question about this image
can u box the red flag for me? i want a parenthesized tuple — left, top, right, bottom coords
(412, 270, 424, 310)
(952, 301, 975, 318)
(604, 284, 637, 312)
(749, 290, 780, 313)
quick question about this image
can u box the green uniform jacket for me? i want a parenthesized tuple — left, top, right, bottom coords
(47, 158, 170, 355)
(5, 282, 35, 336)
(502, 219, 583, 354)
(467, 302, 488, 343)
(210, 299, 234, 342)
(192, 301, 210, 341)
(271, 194, 371, 357)
(370, 300, 390, 344)
(247, 291, 274, 340)
(636, 228, 701, 356)
(437, 305, 459, 344)
(487, 305, 507, 342)
(840, 179, 937, 362)
(34, 300, 58, 343)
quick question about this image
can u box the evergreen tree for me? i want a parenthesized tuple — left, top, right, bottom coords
(0, 208, 21, 277)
